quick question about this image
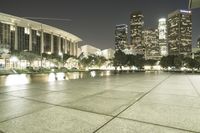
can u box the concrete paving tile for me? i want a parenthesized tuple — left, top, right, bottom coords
(0, 94, 19, 103)
(95, 90, 144, 100)
(187, 75, 200, 94)
(0, 99, 52, 122)
(115, 85, 152, 93)
(27, 92, 85, 105)
(0, 106, 112, 133)
(97, 118, 189, 133)
(119, 102, 200, 132)
(61, 88, 106, 96)
(67, 95, 135, 116)
(5, 89, 51, 97)
(151, 88, 198, 97)
(140, 93, 200, 108)
(156, 84, 193, 90)
(0, 86, 29, 93)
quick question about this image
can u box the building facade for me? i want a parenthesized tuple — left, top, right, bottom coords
(142, 29, 160, 60)
(115, 24, 128, 50)
(130, 11, 144, 54)
(158, 18, 168, 56)
(197, 37, 200, 48)
(167, 10, 192, 55)
(101, 48, 114, 59)
(0, 12, 81, 57)
(80, 45, 101, 56)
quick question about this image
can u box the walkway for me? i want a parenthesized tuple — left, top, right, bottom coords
(0, 72, 200, 133)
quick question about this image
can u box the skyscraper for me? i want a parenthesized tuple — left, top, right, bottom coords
(115, 24, 128, 50)
(167, 10, 192, 55)
(158, 18, 168, 56)
(130, 11, 144, 54)
(143, 28, 160, 60)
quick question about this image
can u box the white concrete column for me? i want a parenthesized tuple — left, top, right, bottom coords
(64, 38, 67, 54)
(14, 24, 18, 50)
(29, 27, 32, 51)
(58, 35, 61, 54)
(75, 42, 78, 57)
(41, 30, 44, 53)
(51, 33, 54, 53)
(69, 40, 72, 56)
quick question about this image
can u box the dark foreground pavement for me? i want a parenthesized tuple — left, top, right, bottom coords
(0, 72, 200, 133)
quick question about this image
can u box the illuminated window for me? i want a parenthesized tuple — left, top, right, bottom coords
(25, 27, 30, 34)
(10, 25, 15, 31)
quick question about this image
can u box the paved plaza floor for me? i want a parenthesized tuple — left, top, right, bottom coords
(0, 72, 200, 133)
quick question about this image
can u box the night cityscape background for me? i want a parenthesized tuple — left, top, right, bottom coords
(0, 0, 200, 49)
(1, 1, 200, 133)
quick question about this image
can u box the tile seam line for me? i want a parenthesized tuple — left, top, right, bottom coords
(0, 106, 55, 124)
(93, 74, 171, 133)
(187, 75, 200, 97)
(0, 95, 115, 121)
(117, 117, 198, 133)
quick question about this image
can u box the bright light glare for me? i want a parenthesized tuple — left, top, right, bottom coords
(48, 73, 56, 81)
(10, 56, 18, 62)
(5, 74, 29, 86)
(56, 72, 65, 80)
(106, 70, 111, 76)
(90, 71, 96, 77)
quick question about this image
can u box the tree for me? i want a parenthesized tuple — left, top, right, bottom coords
(145, 59, 157, 69)
(134, 54, 145, 70)
(184, 57, 199, 72)
(160, 56, 169, 68)
(126, 54, 135, 69)
(20, 51, 40, 66)
(113, 50, 127, 70)
(174, 56, 183, 69)
(95, 56, 107, 68)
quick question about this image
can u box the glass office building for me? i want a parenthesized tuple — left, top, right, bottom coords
(142, 29, 160, 60)
(167, 10, 192, 55)
(158, 18, 168, 56)
(115, 24, 128, 50)
(130, 11, 144, 54)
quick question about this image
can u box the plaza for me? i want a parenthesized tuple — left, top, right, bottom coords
(0, 72, 200, 133)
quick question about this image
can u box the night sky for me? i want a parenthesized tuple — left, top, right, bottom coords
(0, 0, 200, 49)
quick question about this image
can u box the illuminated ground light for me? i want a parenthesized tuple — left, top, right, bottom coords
(5, 74, 30, 86)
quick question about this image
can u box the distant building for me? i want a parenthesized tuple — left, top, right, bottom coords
(101, 48, 114, 59)
(80, 45, 101, 56)
(167, 10, 192, 55)
(0, 12, 81, 57)
(197, 37, 200, 48)
(192, 47, 200, 59)
(143, 29, 160, 60)
(158, 18, 168, 56)
(115, 24, 128, 50)
(130, 11, 144, 54)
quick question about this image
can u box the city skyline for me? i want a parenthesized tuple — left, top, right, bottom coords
(0, 0, 200, 49)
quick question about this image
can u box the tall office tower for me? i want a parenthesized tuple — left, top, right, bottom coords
(167, 10, 192, 55)
(130, 11, 144, 54)
(115, 24, 128, 50)
(158, 18, 168, 56)
(143, 29, 160, 60)
(197, 37, 200, 48)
